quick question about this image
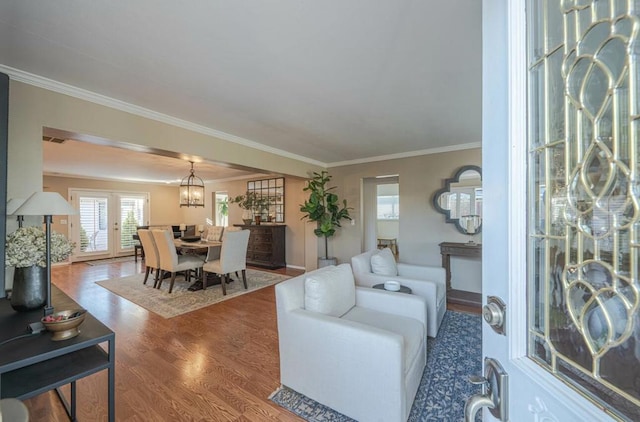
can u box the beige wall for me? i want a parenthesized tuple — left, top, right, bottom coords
(206, 176, 308, 269)
(328, 148, 482, 268)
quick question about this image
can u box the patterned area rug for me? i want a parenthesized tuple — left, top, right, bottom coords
(96, 269, 290, 318)
(270, 311, 482, 421)
(85, 256, 136, 266)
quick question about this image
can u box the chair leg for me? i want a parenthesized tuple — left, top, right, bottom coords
(168, 272, 177, 293)
(221, 274, 227, 295)
(143, 267, 151, 284)
(202, 270, 208, 290)
(241, 269, 247, 289)
(156, 270, 165, 289)
(153, 268, 160, 288)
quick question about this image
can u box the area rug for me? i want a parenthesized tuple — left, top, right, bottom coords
(96, 269, 290, 318)
(270, 311, 482, 421)
(85, 256, 136, 266)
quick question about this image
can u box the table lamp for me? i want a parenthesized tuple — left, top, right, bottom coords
(6, 198, 26, 227)
(11, 192, 77, 316)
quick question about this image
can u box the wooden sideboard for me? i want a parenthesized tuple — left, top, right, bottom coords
(439, 242, 482, 307)
(234, 224, 286, 269)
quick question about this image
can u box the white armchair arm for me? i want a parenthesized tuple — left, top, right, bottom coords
(397, 263, 445, 284)
(279, 309, 406, 421)
(355, 287, 428, 333)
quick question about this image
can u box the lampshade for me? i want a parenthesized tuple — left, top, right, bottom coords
(12, 192, 77, 216)
(179, 161, 205, 207)
(6, 198, 26, 215)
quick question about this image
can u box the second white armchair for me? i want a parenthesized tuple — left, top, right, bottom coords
(351, 248, 446, 337)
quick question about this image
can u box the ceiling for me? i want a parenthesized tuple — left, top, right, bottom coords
(0, 1, 482, 181)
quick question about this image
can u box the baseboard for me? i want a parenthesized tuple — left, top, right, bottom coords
(286, 264, 305, 270)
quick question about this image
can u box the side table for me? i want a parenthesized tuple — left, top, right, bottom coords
(0, 286, 115, 421)
(372, 283, 412, 294)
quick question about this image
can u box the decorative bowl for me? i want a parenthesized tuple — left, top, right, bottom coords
(180, 235, 201, 243)
(384, 281, 401, 291)
(41, 309, 87, 341)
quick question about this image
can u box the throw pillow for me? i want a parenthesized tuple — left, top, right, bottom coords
(304, 263, 356, 317)
(370, 248, 398, 276)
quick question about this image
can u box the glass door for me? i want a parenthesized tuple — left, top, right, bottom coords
(70, 190, 149, 261)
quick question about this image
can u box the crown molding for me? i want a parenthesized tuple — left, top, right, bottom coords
(326, 142, 482, 168)
(2, 65, 480, 171)
(0, 65, 327, 167)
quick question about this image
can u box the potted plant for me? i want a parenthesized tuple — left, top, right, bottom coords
(300, 171, 352, 267)
(5, 226, 75, 311)
(230, 191, 260, 225)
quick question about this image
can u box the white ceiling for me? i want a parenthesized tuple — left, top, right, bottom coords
(0, 0, 482, 179)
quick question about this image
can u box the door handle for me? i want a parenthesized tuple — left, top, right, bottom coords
(464, 357, 508, 421)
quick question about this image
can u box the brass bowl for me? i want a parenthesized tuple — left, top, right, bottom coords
(41, 309, 87, 341)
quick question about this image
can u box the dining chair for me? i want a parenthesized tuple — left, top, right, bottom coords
(202, 229, 250, 294)
(137, 229, 160, 288)
(151, 229, 205, 293)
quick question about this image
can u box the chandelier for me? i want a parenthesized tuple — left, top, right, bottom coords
(179, 161, 205, 207)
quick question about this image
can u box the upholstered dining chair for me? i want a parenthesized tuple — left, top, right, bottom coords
(151, 229, 205, 293)
(202, 229, 250, 294)
(137, 229, 160, 288)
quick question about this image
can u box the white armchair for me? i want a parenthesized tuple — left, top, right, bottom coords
(351, 249, 446, 337)
(275, 264, 427, 422)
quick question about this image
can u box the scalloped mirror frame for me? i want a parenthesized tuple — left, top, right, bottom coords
(432, 165, 482, 234)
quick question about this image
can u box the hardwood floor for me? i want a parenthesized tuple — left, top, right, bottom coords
(22, 260, 479, 421)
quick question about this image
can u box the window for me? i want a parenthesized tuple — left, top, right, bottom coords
(377, 184, 399, 219)
(215, 192, 229, 226)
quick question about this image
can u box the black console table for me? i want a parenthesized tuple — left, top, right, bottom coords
(439, 242, 482, 307)
(0, 286, 115, 421)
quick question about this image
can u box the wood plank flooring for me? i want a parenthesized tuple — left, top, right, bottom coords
(22, 260, 479, 421)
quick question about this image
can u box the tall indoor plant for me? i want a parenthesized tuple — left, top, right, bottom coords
(300, 171, 352, 266)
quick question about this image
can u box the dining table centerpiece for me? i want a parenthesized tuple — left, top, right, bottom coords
(5, 226, 75, 311)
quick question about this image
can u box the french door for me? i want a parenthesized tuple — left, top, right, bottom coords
(69, 189, 149, 261)
(481, 0, 639, 421)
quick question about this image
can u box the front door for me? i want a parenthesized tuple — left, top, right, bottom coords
(482, 1, 639, 421)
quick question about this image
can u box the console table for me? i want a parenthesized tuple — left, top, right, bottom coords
(439, 242, 482, 307)
(0, 286, 115, 421)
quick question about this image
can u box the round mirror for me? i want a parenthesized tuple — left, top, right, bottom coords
(432, 165, 482, 234)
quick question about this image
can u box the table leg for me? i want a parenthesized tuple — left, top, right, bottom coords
(70, 381, 76, 421)
(108, 338, 115, 422)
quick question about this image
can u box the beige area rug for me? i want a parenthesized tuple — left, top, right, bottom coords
(96, 270, 290, 318)
(85, 256, 136, 266)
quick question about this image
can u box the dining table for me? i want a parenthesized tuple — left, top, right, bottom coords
(173, 238, 224, 291)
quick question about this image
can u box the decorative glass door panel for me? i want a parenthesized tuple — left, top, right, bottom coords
(528, 1, 640, 419)
(77, 194, 110, 255)
(117, 194, 146, 255)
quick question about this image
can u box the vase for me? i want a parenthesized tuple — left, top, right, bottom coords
(11, 265, 47, 311)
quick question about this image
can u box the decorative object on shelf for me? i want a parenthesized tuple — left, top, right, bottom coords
(432, 165, 483, 234)
(41, 308, 87, 341)
(9, 192, 77, 315)
(300, 171, 352, 267)
(246, 177, 285, 223)
(461, 214, 481, 244)
(179, 161, 205, 207)
(179, 223, 186, 237)
(10, 265, 46, 311)
(230, 191, 273, 225)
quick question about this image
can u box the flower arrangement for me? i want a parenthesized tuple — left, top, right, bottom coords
(5, 226, 75, 268)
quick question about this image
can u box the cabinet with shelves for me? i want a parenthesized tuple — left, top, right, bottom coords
(235, 224, 286, 269)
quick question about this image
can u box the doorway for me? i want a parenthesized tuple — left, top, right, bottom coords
(69, 189, 149, 261)
(362, 176, 399, 255)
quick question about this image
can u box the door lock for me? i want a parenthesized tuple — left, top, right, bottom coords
(465, 357, 509, 421)
(483, 296, 506, 335)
